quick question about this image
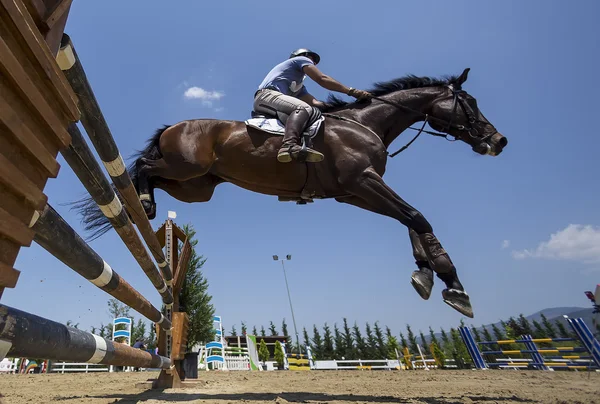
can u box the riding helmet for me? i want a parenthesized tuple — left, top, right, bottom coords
(289, 48, 320, 65)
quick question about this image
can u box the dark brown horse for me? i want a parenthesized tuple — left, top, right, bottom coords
(77, 68, 507, 318)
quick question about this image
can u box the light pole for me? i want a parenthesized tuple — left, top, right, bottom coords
(273, 254, 300, 354)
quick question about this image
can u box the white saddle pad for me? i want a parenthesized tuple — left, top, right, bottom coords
(245, 117, 324, 139)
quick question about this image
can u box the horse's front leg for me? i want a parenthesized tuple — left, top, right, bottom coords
(338, 168, 473, 317)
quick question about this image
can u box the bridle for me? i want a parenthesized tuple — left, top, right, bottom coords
(368, 85, 496, 157)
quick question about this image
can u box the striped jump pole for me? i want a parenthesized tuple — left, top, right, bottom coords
(458, 327, 487, 369)
(0, 305, 170, 369)
(58, 34, 173, 284)
(565, 316, 600, 368)
(61, 122, 173, 305)
(30, 204, 171, 331)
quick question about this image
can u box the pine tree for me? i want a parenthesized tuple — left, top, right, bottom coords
(399, 332, 408, 349)
(374, 322, 388, 359)
(252, 326, 258, 336)
(230, 325, 237, 336)
(274, 341, 285, 368)
(269, 321, 277, 336)
(322, 323, 335, 360)
(312, 325, 325, 360)
(303, 327, 311, 349)
(440, 328, 451, 356)
(385, 328, 400, 359)
(365, 322, 378, 359)
(429, 326, 440, 347)
(353, 323, 367, 359)
(491, 323, 505, 340)
(540, 314, 557, 338)
(531, 320, 547, 339)
(507, 317, 524, 337)
(481, 326, 493, 343)
(471, 326, 482, 342)
(179, 224, 215, 346)
(554, 320, 569, 338)
(518, 314, 534, 335)
(260, 325, 266, 337)
(258, 339, 269, 362)
(281, 319, 292, 353)
(241, 322, 247, 335)
(342, 318, 355, 359)
(450, 327, 471, 368)
(406, 325, 419, 354)
(431, 341, 446, 368)
(131, 319, 147, 345)
(334, 323, 345, 359)
(419, 331, 430, 355)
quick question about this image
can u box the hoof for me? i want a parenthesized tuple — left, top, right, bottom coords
(141, 200, 156, 220)
(442, 289, 474, 318)
(411, 269, 434, 300)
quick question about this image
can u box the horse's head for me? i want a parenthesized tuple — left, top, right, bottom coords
(426, 68, 508, 156)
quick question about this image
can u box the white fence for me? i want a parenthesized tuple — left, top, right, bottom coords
(0, 358, 17, 373)
(49, 362, 109, 373)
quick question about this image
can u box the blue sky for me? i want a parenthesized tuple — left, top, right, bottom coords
(7, 0, 600, 339)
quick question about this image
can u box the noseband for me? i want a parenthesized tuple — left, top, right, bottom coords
(371, 85, 496, 157)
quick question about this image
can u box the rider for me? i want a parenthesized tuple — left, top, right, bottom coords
(254, 48, 372, 163)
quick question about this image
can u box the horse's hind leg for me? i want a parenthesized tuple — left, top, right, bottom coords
(339, 168, 473, 317)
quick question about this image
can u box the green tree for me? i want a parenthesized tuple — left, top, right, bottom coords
(252, 325, 258, 335)
(334, 323, 345, 359)
(258, 339, 269, 362)
(531, 320, 547, 339)
(374, 322, 388, 359)
(440, 328, 451, 356)
(507, 317, 524, 337)
(303, 327, 310, 349)
(406, 325, 418, 354)
(274, 341, 285, 368)
(342, 318, 355, 359)
(518, 314, 533, 335)
(481, 326, 493, 343)
(353, 323, 367, 359)
(269, 321, 277, 336)
(179, 224, 215, 346)
(281, 319, 292, 353)
(428, 326, 440, 347)
(230, 325, 237, 336)
(131, 319, 147, 345)
(430, 342, 446, 368)
(385, 328, 400, 359)
(312, 325, 324, 359)
(399, 332, 408, 349)
(365, 322, 378, 359)
(66, 320, 80, 329)
(419, 331, 430, 355)
(554, 320, 570, 338)
(259, 325, 266, 337)
(322, 323, 335, 360)
(540, 314, 557, 338)
(241, 322, 247, 335)
(471, 326, 482, 342)
(491, 323, 505, 340)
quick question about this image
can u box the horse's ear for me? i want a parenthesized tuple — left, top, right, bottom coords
(456, 68, 470, 86)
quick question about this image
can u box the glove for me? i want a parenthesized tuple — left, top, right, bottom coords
(348, 87, 373, 100)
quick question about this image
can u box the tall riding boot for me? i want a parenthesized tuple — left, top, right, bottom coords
(418, 232, 474, 318)
(277, 109, 324, 163)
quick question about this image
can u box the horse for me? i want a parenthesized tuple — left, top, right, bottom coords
(76, 68, 507, 318)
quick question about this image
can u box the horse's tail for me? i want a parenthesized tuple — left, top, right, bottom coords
(71, 125, 169, 240)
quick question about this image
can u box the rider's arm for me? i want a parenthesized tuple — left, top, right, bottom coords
(303, 64, 351, 94)
(299, 92, 326, 110)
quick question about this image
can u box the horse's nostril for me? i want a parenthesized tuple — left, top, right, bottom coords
(498, 137, 508, 148)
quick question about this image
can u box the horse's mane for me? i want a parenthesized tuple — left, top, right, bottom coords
(322, 74, 459, 112)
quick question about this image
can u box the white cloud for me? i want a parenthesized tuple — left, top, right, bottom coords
(501, 240, 510, 249)
(184, 87, 224, 102)
(511, 224, 600, 264)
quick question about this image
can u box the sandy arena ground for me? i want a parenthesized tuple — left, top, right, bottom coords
(0, 370, 598, 403)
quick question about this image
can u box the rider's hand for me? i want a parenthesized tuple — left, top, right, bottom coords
(348, 88, 373, 100)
